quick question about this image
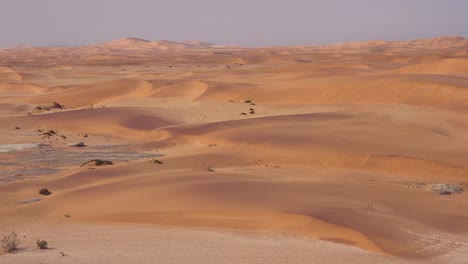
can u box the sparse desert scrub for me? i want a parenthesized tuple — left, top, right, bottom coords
(81, 159, 114, 166)
(153, 159, 163, 164)
(42, 129, 57, 138)
(1, 231, 20, 253)
(36, 239, 48, 249)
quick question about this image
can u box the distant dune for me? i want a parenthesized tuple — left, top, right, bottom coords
(323, 36, 468, 52)
(1, 36, 467, 61)
(393, 58, 468, 75)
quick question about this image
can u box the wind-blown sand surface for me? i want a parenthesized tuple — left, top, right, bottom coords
(1, 36, 468, 263)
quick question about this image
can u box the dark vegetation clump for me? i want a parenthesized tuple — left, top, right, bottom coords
(43, 130, 57, 137)
(36, 239, 48, 249)
(153, 159, 163, 164)
(81, 159, 114, 167)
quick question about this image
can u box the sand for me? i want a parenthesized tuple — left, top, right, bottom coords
(0, 36, 467, 263)
(1, 224, 419, 264)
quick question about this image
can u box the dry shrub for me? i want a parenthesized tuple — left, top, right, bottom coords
(36, 239, 48, 249)
(1, 231, 20, 253)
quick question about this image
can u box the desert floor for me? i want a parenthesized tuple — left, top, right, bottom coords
(0, 37, 468, 263)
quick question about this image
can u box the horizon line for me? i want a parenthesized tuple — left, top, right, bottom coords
(1, 35, 467, 49)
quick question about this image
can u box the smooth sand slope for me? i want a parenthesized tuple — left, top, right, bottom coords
(0, 36, 468, 263)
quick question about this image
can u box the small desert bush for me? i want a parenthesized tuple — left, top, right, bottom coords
(153, 159, 163, 164)
(1, 231, 20, 253)
(36, 239, 48, 249)
(81, 159, 114, 166)
(244, 100, 252, 103)
(93, 159, 113, 166)
(42, 129, 57, 137)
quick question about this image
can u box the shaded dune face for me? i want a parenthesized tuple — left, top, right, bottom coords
(29, 80, 154, 108)
(5, 107, 175, 133)
(0, 36, 468, 262)
(122, 115, 173, 130)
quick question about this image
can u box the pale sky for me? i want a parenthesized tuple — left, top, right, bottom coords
(1, 0, 467, 47)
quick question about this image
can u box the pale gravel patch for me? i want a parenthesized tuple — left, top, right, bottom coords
(0, 143, 50, 153)
(0, 148, 163, 184)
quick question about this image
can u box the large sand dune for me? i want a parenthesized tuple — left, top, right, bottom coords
(0, 36, 467, 263)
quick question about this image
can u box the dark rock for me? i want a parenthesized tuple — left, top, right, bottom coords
(66, 141, 86, 147)
(52, 102, 64, 109)
(39, 188, 52, 196)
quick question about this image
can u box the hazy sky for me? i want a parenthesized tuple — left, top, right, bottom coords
(1, 0, 467, 47)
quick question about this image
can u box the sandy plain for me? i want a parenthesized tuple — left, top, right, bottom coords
(0, 36, 467, 263)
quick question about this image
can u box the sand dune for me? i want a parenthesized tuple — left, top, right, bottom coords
(394, 58, 468, 75)
(0, 82, 45, 96)
(1, 224, 420, 264)
(198, 73, 468, 106)
(0, 36, 467, 263)
(30, 79, 154, 108)
(165, 111, 467, 178)
(324, 36, 468, 52)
